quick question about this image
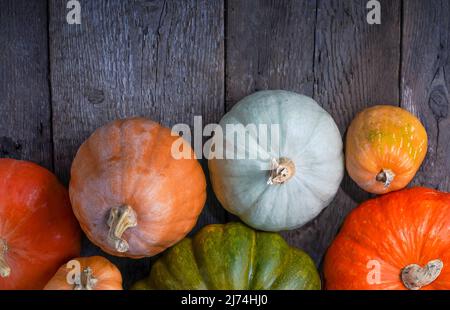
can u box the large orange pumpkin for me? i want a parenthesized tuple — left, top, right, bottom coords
(346, 105, 427, 194)
(44, 256, 122, 290)
(69, 118, 207, 258)
(0, 159, 81, 290)
(324, 187, 450, 290)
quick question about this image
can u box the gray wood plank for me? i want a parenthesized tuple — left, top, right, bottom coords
(287, 0, 402, 265)
(401, 0, 450, 191)
(226, 0, 317, 108)
(226, 0, 317, 257)
(290, 0, 401, 265)
(0, 0, 52, 169)
(227, 0, 401, 265)
(49, 0, 225, 288)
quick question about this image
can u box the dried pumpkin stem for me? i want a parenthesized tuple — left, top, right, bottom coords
(401, 259, 443, 290)
(74, 267, 98, 290)
(267, 157, 296, 185)
(375, 169, 395, 188)
(0, 239, 10, 278)
(107, 205, 137, 253)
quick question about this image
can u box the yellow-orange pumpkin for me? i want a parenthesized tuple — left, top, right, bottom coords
(346, 105, 427, 194)
(324, 187, 450, 290)
(69, 118, 207, 258)
(44, 256, 122, 290)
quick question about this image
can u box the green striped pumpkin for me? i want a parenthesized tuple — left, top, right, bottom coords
(132, 222, 320, 290)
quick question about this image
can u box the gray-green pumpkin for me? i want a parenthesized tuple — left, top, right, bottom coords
(132, 222, 321, 290)
(208, 90, 344, 231)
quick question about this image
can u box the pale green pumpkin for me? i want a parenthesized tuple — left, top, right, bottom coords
(208, 90, 344, 231)
(132, 222, 320, 290)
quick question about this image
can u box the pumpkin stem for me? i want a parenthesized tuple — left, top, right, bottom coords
(74, 267, 98, 290)
(401, 259, 443, 290)
(267, 157, 296, 185)
(107, 205, 137, 253)
(0, 239, 10, 278)
(375, 169, 395, 188)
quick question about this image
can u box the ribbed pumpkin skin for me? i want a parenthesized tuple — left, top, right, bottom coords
(346, 105, 427, 194)
(132, 223, 321, 290)
(324, 187, 450, 290)
(44, 256, 123, 290)
(69, 118, 207, 258)
(0, 159, 81, 290)
(209, 90, 344, 231)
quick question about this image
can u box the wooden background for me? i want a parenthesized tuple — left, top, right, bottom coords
(1, 0, 449, 288)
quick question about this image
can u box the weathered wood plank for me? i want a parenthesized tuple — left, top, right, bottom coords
(226, 0, 317, 108)
(226, 0, 317, 256)
(302, 0, 402, 264)
(227, 0, 402, 265)
(49, 0, 225, 287)
(289, 0, 401, 265)
(0, 0, 52, 169)
(401, 0, 450, 191)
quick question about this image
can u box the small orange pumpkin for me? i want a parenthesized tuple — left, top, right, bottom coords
(69, 118, 206, 258)
(324, 187, 450, 290)
(44, 256, 122, 290)
(346, 105, 427, 194)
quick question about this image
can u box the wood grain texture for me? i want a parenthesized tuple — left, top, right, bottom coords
(49, 0, 225, 288)
(225, 0, 318, 237)
(0, 0, 52, 169)
(227, 0, 401, 265)
(3, 0, 446, 288)
(290, 0, 401, 265)
(401, 0, 450, 191)
(286, 0, 402, 265)
(226, 0, 317, 108)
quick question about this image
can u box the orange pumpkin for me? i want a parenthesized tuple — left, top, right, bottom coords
(346, 105, 427, 194)
(0, 159, 81, 290)
(44, 256, 122, 290)
(324, 187, 450, 290)
(69, 118, 207, 258)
